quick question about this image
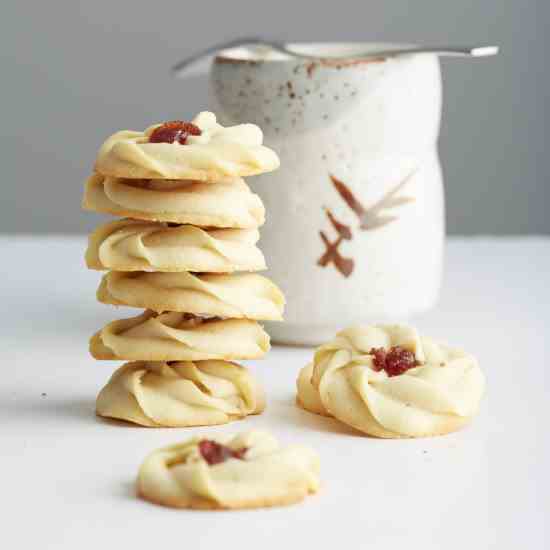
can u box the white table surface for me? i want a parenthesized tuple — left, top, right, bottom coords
(1, 236, 549, 549)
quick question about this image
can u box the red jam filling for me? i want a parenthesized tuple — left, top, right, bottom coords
(198, 440, 247, 465)
(149, 121, 201, 145)
(370, 346, 418, 377)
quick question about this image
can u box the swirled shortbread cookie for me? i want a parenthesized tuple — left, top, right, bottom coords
(137, 431, 320, 509)
(90, 310, 270, 362)
(97, 271, 285, 320)
(300, 325, 485, 438)
(96, 360, 265, 427)
(85, 219, 265, 273)
(95, 112, 280, 181)
(296, 363, 330, 416)
(82, 173, 265, 228)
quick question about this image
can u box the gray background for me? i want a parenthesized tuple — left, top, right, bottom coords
(1, 0, 548, 235)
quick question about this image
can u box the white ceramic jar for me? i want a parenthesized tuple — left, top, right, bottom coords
(210, 44, 444, 345)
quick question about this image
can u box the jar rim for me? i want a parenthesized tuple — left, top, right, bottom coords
(215, 42, 415, 64)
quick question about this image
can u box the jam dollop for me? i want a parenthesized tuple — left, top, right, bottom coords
(370, 346, 418, 377)
(198, 440, 247, 465)
(149, 121, 201, 145)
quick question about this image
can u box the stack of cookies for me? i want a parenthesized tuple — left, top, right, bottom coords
(82, 112, 284, 427)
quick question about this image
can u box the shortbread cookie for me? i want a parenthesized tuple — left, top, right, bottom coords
(97, 271, 285, 320)
(85, 219, 265, 273)
(96, 360, 265, 427)
(296, 363, 330, 416)
(137, 431, 320, 509)
(90, 310, 270, 361)
(306, 325, 485, 438)
(95, 112, 280, 181)
(82, 173, 265, 228)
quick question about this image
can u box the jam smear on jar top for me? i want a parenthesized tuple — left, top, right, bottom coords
(149, 121, 201, 145)
(369, 346, 418, 377)
(198, 440, 247, 465)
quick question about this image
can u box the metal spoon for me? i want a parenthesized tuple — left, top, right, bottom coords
(172, 37, 499, 77)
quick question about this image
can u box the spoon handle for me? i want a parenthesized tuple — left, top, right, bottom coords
(347, 45, 500, 60)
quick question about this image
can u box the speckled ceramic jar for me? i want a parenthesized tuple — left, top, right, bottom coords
(210, 44, 444, 345)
